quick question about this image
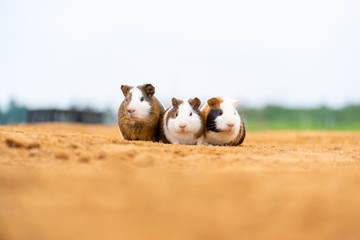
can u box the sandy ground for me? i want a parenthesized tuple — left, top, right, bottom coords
(1, 123, 360, 240)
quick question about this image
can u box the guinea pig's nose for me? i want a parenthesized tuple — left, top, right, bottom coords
(179, 124, 187, 129)
(227, 123, 234, 128)
(128, 109, 136, 113)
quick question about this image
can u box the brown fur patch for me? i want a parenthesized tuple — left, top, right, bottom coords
(138, 84, 155, 98)
(166, 105, 180, 125)
(208, 97, 223, 109)
(121, 85, 132, 97)
(188, 98, 201, 109)
(118, 84, 165, 142)
(171, 98, 183, 108)
(120, 91, 133, 119)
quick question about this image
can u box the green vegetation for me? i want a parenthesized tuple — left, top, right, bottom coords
(1, 99, 359, 130)
(0, 100, 27, 125)
(240, 105, 360, 131)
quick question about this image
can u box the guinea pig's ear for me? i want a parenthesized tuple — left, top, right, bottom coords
(207, 97, 220, 108)
(144, 84, 155, 97)
(172, 98, 182, 107)
(121, 85, 132, 97)
(189, 97, 201, 109)
(234, 100, 240, 107)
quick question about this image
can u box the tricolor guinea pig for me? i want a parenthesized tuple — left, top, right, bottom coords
(159, 97, 205, 145)
(118, 83, 165, 142)
(201, 97, 246, 146)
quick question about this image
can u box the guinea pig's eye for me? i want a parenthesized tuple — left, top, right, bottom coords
(176, 113, 178, 117)
(140, 97, 144, 102)
(189, 112, 192, 117)
(125, 98, 128, 102)
(218, 110, 223, 116)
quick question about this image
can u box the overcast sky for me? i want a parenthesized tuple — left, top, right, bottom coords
(1, 0, 359, 110)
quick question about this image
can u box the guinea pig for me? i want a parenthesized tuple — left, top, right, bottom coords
(118, 83, 165, 142)
(159, 97, 205, 145)
(201, 97, 246, 146)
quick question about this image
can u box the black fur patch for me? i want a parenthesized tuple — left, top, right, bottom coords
(206, 109, 222, 132)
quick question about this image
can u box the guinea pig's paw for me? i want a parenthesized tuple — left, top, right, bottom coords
(196, 140, 204, 145)
(196, 136, 205, 145)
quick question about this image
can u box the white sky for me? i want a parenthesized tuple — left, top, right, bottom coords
(1, 0, 359, 110)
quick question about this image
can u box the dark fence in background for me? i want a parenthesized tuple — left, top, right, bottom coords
(27, 109, 103, 124)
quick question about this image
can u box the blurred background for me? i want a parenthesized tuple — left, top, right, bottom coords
(1, 0, 359, 130)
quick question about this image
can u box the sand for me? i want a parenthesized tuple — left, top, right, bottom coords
(1, 123, 360, 240)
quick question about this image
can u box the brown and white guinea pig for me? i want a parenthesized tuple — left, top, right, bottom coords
(201, 97, 246, 146)
(118, 83, 165, 142)
(159, 97, 205, 145)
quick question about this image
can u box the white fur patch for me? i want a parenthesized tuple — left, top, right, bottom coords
(164, 100, 202, 145)
(205, 131, 238, 145)
(127, 87, 151, 119)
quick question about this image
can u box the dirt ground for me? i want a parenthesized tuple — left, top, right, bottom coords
(0, 123, 360, 240)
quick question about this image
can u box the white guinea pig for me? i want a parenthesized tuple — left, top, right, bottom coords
(118, 83, 165, 142)
(159, 97, 205, 145)
(201, 97, 246, 146)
